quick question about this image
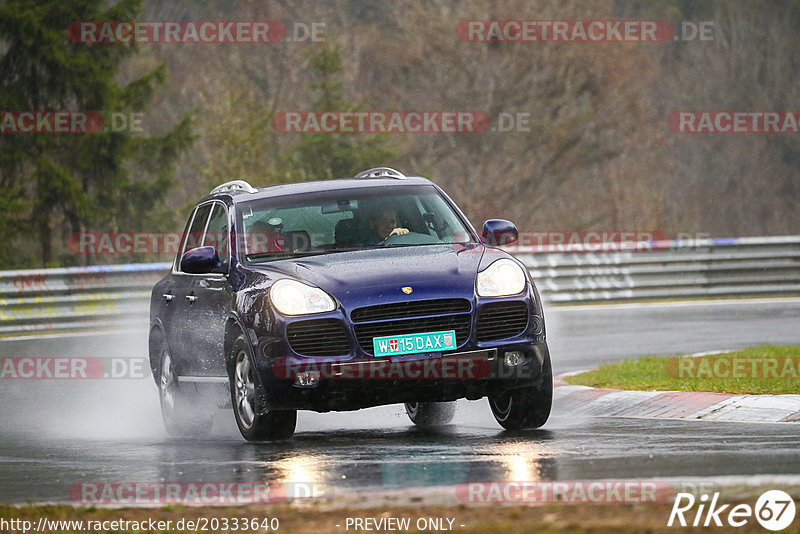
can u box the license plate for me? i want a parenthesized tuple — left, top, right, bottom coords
(372, 330, 457, 357)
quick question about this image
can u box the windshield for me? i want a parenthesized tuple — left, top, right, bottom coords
(237, 184, 475, 262)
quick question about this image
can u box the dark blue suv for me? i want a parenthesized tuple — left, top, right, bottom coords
(149, 168, 552, 440)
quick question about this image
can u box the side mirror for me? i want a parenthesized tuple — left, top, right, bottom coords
(180, 246, 226, 274)
(481, 219, 519, 246)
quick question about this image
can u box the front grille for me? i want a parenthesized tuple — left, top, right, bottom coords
(351, 299, 472, 354)
(476, 301, 529, 342)
(287, 319, 351, 356)
(351, 298, 470, 322)
(354, 316, 471, 353)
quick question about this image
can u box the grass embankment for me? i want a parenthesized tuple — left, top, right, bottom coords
(564, 344, 800, 395)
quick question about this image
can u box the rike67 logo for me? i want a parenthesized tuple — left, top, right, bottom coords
(668, 490, 796, 531)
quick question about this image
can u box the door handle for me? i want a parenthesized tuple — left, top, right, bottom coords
(186, 295, 198, 303)
(162, 294, 174, 302)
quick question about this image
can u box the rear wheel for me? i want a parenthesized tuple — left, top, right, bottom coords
(489, 357, 552, 430)
(158, 345, 212, 436)
(404, 401, 456, 428)
(229, 336, 296, 441)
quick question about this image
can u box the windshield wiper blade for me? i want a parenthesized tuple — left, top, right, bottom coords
(247, 251, 322, 261)
(382, 242, 443, 248)
(246, 247, 366, 261)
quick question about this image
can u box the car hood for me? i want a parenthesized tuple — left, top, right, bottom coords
(251, 244, 501, 310)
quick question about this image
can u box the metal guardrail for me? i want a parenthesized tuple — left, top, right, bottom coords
(0, 263, 170, 334)
(516, 236, 800, 303)
(0, 237, 798, 335)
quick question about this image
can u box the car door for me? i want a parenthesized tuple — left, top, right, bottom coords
(184, 201, 234, 378)
(169, 203, 213, 376)
(152, 210, 196, 358)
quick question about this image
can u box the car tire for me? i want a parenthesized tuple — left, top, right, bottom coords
(229, 336, 296, 441)
(404, 401, 456, 428)
(158, 343, 212, 437)
(489, 356, 552, 430)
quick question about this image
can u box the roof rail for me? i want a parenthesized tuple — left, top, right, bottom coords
(354, 167, 407, 180)
(209, 180, 258, 195)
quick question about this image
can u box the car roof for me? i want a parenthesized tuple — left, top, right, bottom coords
(201, 176, 436, 204)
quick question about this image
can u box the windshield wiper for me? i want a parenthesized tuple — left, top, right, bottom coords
(246, 247, 365, 261)
(381, 242, 447, 248)
(247, 251, 323, 261)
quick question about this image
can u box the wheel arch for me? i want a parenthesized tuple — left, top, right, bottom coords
(148, 320, 168, 385)
(224, 312, 254, 373)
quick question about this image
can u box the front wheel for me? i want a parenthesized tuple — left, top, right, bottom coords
(489, 357, 552, 430)
(229, 336, 296, 441)
(404, 401, 456, 428)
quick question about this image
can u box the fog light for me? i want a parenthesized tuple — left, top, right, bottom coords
(504, 351, 524, 367)
(295, 371, 320, 387)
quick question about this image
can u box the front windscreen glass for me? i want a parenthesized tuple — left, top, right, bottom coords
(237, 185, 475, 262)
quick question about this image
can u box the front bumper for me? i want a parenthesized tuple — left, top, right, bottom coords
(258, 340, 550, 411)
(246, 284, 549, 412)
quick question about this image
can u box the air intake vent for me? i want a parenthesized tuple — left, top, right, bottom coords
(287, 319, 351, 356)
(351, 299, 470, 322)
(476, 301, 529, 342)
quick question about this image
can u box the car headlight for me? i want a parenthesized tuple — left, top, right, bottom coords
(270, 279, 336, 315)
(476, 259, 527, 297)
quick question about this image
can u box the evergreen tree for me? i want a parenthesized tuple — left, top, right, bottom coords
(200, 44, 393, 191)
(0, 0, 192, 267)
(290, 45, 394, 180)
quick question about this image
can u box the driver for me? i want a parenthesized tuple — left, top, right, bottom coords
(369, 208, 409, 244)
(247, 220, 285, 254)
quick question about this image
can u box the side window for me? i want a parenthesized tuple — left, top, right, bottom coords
(204, 203, 230, 265)
(176, 204, 212, 272)
(173, 208, 195, 270)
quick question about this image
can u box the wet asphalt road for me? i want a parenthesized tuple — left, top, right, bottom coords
(1, 297, 799, 504)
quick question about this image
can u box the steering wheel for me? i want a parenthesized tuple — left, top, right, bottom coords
(380, 231, 441, 246)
